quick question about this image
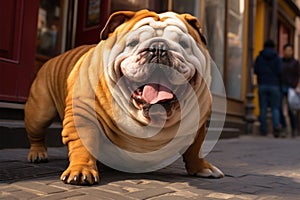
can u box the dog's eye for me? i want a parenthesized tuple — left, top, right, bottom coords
(127, 40, 139, 47)
(179, 40, 189, 49)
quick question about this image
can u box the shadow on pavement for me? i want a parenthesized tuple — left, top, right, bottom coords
(1, 156, 300, 198)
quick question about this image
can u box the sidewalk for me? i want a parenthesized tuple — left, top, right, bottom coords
(1, 135, 300, 200)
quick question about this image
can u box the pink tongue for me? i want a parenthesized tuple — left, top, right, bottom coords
(142, 84, 174, 104)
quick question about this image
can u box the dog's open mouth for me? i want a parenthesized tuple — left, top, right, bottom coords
(130, 82, 184, 119)
(122, 67, 197, 121)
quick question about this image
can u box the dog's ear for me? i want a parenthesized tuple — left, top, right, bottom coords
(100, 11, 136, 40)
(181, 14, 207, 46)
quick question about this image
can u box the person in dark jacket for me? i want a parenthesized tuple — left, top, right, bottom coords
(254, 40, 282, 137)
(280, 44, 300, 137)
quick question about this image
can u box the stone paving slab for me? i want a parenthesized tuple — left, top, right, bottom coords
(1, 136, 300, 199)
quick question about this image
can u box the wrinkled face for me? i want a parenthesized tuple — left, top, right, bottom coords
(107, 12, 209, 126)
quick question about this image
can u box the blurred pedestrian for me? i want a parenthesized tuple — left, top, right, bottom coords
(280, 44, 300, 137)
(254, 40, 282, 137)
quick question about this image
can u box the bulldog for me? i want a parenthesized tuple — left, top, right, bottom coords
(25, 9, 224, 185)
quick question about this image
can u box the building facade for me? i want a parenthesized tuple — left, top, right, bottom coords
(0, 0, 299, 136)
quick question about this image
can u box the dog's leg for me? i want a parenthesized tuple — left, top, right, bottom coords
(183, 124, 224, 178)
(25, 78, 57, 163)
(60, 136, 99, 185)
(59, 97, 99, 185)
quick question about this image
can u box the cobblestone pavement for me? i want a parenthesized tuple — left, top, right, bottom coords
(1, 135, 300, 200)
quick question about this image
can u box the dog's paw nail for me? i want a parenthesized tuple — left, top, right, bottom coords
(94, 177, 99, 184)
(82, 175, 90, 185)
(70, 176, 79, 185)
(73, 175, 78, 181)
(61, 175, 67, 182)
(83, 175, 87, 181)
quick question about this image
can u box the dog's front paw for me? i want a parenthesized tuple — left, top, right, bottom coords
(60, 163, 99, 185)
(185, 158, 224, 178)
(27, 144, 48, 163)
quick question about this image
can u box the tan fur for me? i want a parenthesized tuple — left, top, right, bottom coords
(25, 10, 223, 185)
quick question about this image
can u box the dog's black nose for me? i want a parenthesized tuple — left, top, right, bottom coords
(147, 41, 170, 65)
(148, 41, 169, 58)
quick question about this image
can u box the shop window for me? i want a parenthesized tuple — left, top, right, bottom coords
(86, 0, 101, 28)
(172, 0, 200, 18)
(204, 0, 226, 94)
(226, 0, 245, 99)
(36, 0, 67, 71)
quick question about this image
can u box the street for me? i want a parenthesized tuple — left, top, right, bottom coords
(1, 135, 300, 200)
